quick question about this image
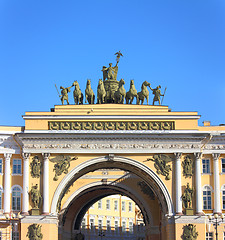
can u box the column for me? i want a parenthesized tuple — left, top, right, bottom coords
(194, 152, 203, 214)
(22, 153, 30, 215)
(213, 153, 221, 214)
(42, 153, 50, 215)
(174, 152, 182, 214)
(4, 153, 12, 214)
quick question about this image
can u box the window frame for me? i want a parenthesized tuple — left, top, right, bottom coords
(0, 159, 3, 174)
(222, 158, 225, 173)
(122, 201, 125, 212)
(202, 159, 210, 174)
(206, 232, 213, 240)
(98, 200, 102, 209)
(11, 186, 22, 211)
(128, 202, 132, 212)
(203, 185, 212, 210)
(12, 159, 22, 175)
(106, 199, 110, 210)
(114, 200, 118, 211)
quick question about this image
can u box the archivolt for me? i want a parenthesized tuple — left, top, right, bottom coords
(51, 156, 174, 216)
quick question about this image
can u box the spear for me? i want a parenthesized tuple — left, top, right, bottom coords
(55, 84, 61, 99)
(161, 87, 167, 105)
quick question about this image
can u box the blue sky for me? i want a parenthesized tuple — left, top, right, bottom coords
(0, 0, 225, 126)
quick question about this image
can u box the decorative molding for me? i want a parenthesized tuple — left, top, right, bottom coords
(194, 152, 202, 160)
(48, 121, 175, 131)
(212, 153, 220, 160)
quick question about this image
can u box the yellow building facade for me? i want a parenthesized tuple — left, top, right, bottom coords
(0, 104, 225, 239)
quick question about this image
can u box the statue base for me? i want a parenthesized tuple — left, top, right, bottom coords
(185, 208, 194, 216)
(31, 208, 40, 216)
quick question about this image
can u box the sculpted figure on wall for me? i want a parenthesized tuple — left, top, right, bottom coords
(145, 154, 172, 180)
(182, 183, 194, 209)
(50, 155, 78, 181)
(182, 155, 194, 178)
(30, 184, 42, 209)
(30, 155, 42, 178)
(27, 224, 43, 240)
(181, 224, 198, 240)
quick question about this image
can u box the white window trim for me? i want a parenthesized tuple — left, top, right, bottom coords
(202, 159, 211, 174)
(11, 185, 22, 193)
(12, 159, 22, 175)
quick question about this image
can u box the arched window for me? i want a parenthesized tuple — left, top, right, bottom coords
(221, 185, 225, 209)
(203, 186, 212, 210)
(12, 186, 21, 211)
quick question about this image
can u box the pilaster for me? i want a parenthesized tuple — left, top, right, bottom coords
(22, 153, 30, 215)
(4, 153, 12, 213)
(174, 152, 182, 215)
(42, 153, 50, 215)
(212, 153, 221, 214)
(194, 152, 203, 215)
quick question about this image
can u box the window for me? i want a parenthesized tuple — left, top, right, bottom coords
(129, 222, 133, 233)
(13, 159, 22, 174)
(98, 200, 102, 209)
(106, 199, 110, 210)
(206, 232, 213, 240)
(0, 188, 2, 210)
(98, 219, 102, 230)
(122, 201, 125, 211)
(202, 159, 210, 174)
(90, 219, 94, 230)
(0, 159, 3, 174)
(224, 232, 225, 240)
(203, 186, 212, 210)
(222, 159, 225, 173)
(115, 220, 119, 233)
(222, 186, 225, 209)
(114, 200, 118, 211)
(12, 186, 21, 211)
(122, 221, 126, 232)
(81, 218, 86, 229)
(106, 220, 111, 232)
(12, 232, 19, 240)
(129, 202, 132, 212)
(0, 231, 2, 240)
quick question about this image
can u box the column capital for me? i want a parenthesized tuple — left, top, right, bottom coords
(194, 152, 202, 160)
(22, 152, 30, 160)
(212, 153, 220, 161)
(4, 153, 12, 159)
(174, 152, 182, 160)
(42, 153, 50, 160)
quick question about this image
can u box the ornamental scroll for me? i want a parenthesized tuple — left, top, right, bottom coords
(48, 121, 175, 131)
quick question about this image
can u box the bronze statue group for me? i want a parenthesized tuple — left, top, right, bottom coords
(55, 52, 166, 106)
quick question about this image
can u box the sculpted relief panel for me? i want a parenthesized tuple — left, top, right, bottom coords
(48, 121, 175, 131)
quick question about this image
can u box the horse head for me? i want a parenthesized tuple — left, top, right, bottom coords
(130, 79, 134, 88)
(119, 78, 125, 86)
(86, 79, 91, 87)
(73, 80, 79, 89)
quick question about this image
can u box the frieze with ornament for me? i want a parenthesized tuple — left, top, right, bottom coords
(48, 121, 175, 131)
(23, 143, 203, 150)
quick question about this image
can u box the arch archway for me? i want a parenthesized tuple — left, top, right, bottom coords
(51, 156, 174, 217)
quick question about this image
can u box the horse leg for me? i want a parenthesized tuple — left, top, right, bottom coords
(146, 96, 149, 105)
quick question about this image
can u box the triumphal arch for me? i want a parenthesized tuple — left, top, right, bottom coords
(0, 53, 225, 240)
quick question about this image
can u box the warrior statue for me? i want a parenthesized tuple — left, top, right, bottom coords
(60, 86, 72, 105)
(149, 85, 164, 105)
(182, 183, 194, 209)
(30, 184, 42, 209)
